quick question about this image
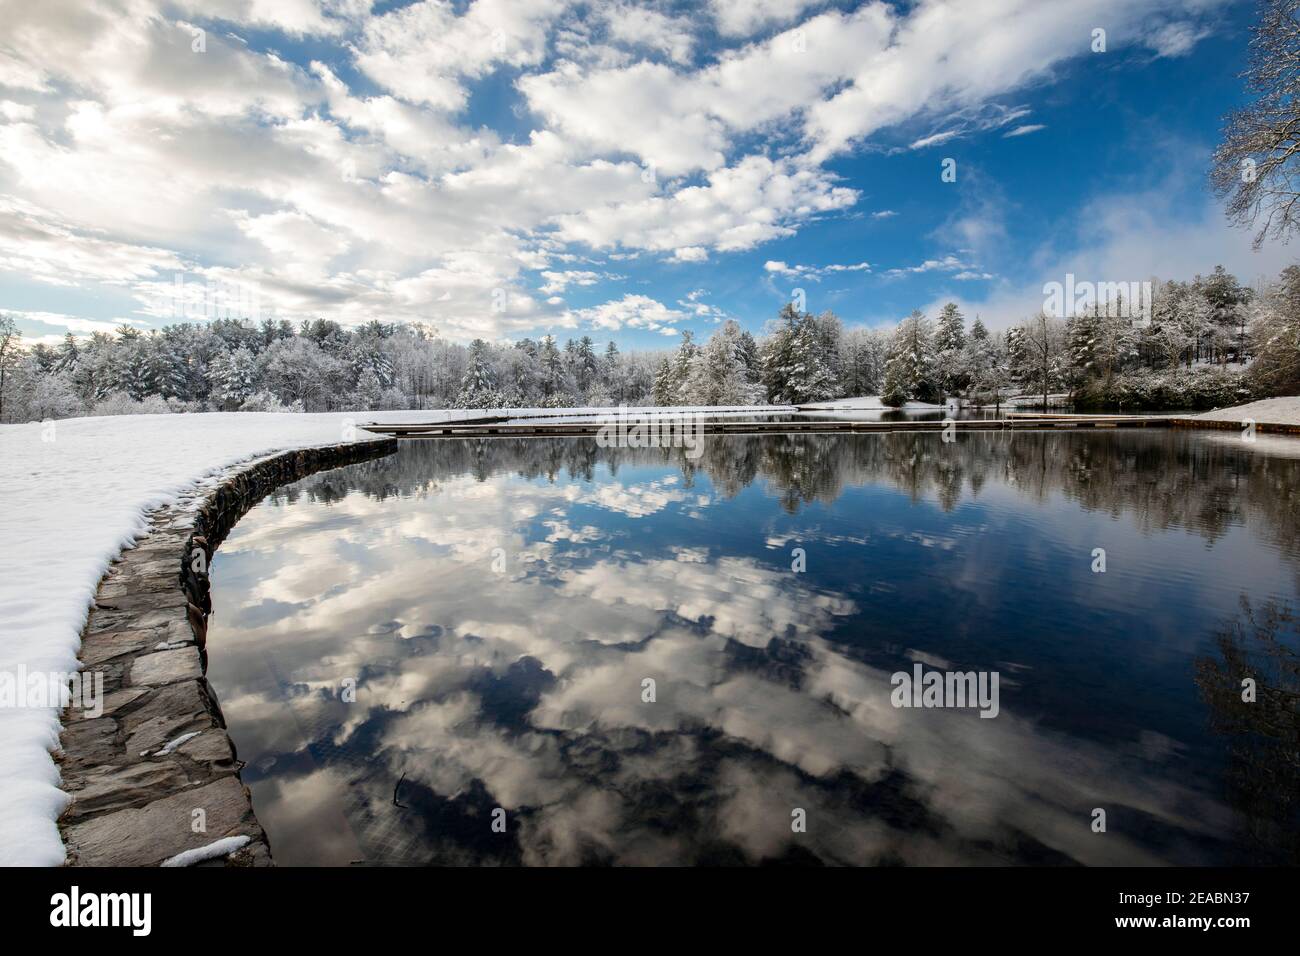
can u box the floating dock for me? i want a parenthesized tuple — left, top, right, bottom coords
(361, 413, 1203, 438)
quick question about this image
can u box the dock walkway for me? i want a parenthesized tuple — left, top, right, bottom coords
(360, 413, 1239, 439)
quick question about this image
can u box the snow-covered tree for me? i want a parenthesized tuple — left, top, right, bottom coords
(760, 304, 840, 403)
(1019, 312, 1069, 410)
(682, 320, 764, 405)
(206, 346, 259, 409)
(455, 338, 498, 407)
(932, 302, 968, 399)
(258, 336, 345, 411)
(881, 310, 935, 405)
(839, 327, 887, 397)
(1247, 264, 1300, 395)
(652, 357, 675, 406)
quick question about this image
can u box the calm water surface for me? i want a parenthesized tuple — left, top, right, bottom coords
(206, 430, 1300, 866)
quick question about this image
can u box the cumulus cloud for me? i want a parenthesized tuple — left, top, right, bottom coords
(0, 0, 1230, 342)
(564, 293, 686, 333)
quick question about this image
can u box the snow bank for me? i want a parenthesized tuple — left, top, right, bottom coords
(1198, 396, 1300, 426)
(0, 408, 457, 866)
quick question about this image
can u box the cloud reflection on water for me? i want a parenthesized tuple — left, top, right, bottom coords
(206, 431, 1300, 865)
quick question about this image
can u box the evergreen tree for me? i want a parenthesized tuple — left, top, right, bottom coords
(575, 336, 599, 392)
(456, 338, 497, 407)
(668, 330, 698, 404)
(786, 318, 837, 402)
(933, 302, 968, 398)
(653, 357, 675, 406)
(55, 332, 80, 372)
(539, 335, 564, 398)
(881, 311, 935, 405)
(206, 346, 258, 409)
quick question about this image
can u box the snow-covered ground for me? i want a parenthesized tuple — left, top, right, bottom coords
(1199, 396, 1300, 426)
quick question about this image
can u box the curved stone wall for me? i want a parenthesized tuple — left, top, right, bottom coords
(57, 438, 397, 866)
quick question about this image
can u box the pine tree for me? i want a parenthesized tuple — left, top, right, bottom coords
(55, 332, 80, 372)
(456, 338, 497, 407)
(653, 357, 675, 406)
(881, 310, 935, 405)
(760, 305, 800, 403)
(539, 335, 564, 398)
(1005, 325, 1031, 387)
(935, 303, 966, 353)
(353, 367, 382, 411)
(786, 318, 836, 402)
(206, 346, 258, 409)
(668, 330, 697, 404)
(575, 336, 599, 392)
(682, 320, 763, 405)
(933, 302, 967, 399)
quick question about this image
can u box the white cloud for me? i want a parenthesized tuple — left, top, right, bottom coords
(0, 0, 1235, 343)
(520, 6, 893, 176)
(601, 3, 697, 64)
(910, 130, 962, 150)
(538, 269, 607, 294)
(565, 293, 686, 332)
(884, 255, 972, 278)
(0, 101, 36, 121)
(354, 0, 570, 110)
(1147, 21, 1213, 59)
(710, 0, 824, 37)
(764, 259, 870, 280)
(551, 155, 858, 256)
(805, 0, 1226, 162)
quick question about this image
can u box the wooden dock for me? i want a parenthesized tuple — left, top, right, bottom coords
(361, 414, 1186, 439)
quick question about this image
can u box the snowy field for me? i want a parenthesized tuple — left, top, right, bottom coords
(2, 396, 1296, 866)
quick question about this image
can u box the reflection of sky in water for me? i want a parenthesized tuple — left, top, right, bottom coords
(206, 431, 1300, 865)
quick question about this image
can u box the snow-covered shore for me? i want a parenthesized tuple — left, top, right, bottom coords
(1198, 396, 1300, 426)
(0, 409, 446, 865)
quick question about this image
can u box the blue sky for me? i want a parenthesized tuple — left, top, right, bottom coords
(1, 0, 1293, 351)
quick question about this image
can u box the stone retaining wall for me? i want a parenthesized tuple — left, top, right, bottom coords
(57, 438, 397, 866)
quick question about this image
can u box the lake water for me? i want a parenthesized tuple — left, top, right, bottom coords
(206, 429, 1300, 866)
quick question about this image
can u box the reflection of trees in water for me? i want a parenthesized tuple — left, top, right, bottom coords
(1195, 598, 1300, 864)
(272, 430, 1300, 553)
(232, 432, 1300, 865)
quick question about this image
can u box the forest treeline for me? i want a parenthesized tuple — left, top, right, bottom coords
(0, 262, 1296, 423)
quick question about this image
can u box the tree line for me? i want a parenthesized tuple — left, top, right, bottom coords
(0, 263, 1296, 423)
